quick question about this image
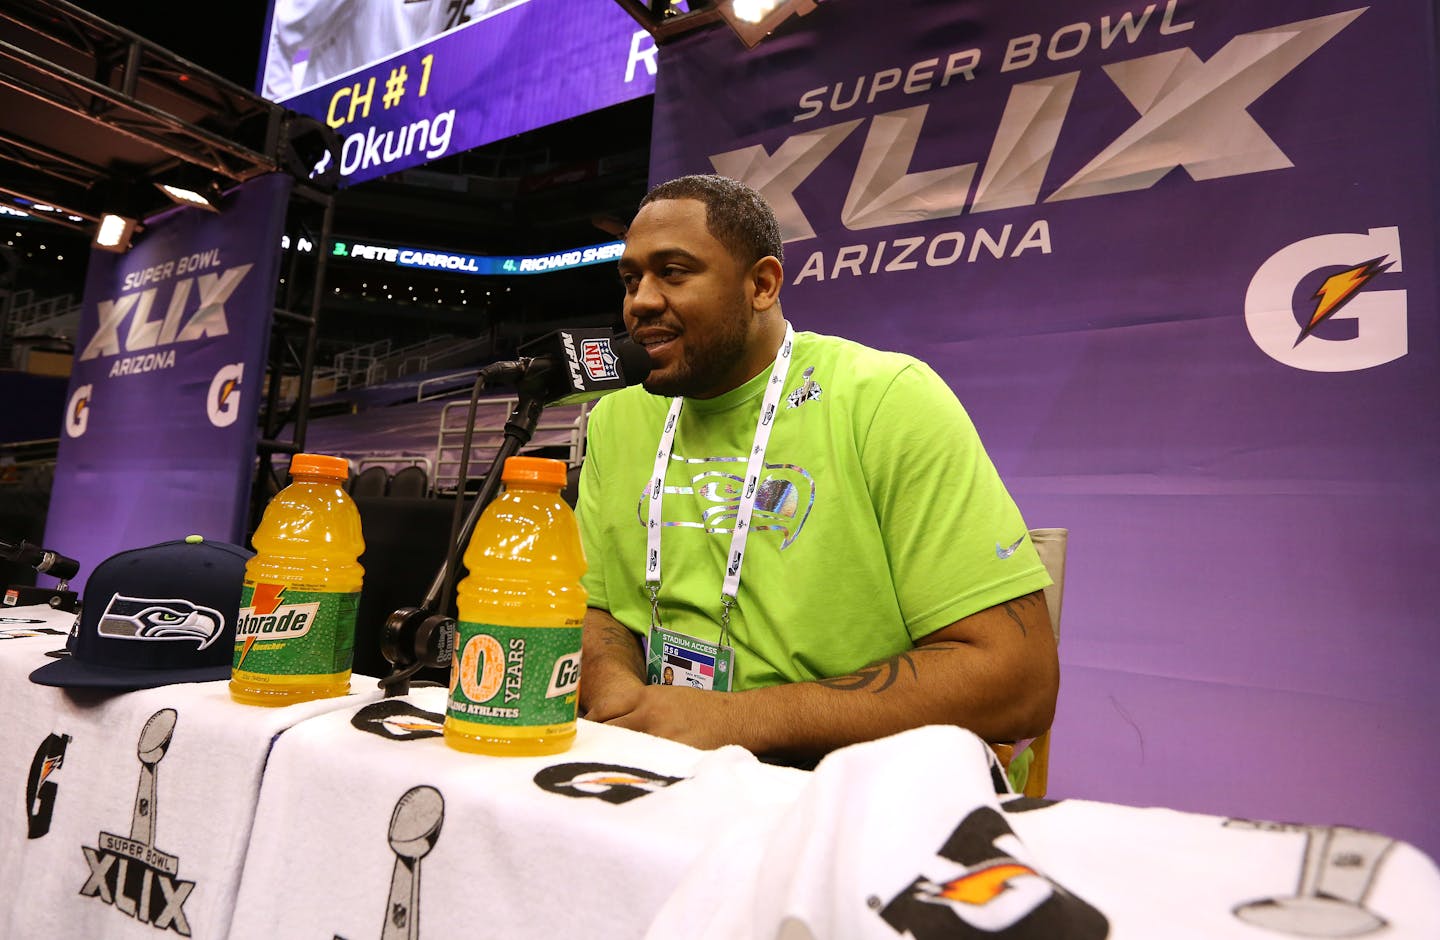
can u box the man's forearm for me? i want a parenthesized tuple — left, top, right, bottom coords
(594, 591, 1059, 760)
(578, 607, 645, 718)
(717, 639, 1054, 761)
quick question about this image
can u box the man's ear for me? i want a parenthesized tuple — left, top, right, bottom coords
(749, 256, 783, 312)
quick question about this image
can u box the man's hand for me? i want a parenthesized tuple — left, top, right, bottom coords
(584, 682, 760, 751)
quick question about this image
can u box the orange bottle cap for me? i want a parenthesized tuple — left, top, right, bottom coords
(290, 453, 350, 480)
(502, 456, 567, 487)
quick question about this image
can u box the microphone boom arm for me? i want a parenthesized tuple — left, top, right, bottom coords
(378, 380, 547, 698)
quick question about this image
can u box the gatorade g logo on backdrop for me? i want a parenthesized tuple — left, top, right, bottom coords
(206, 363, 244, 427)
(447, 623, 583, 727)
(233, 584, 355, 675)
(877, 806, 1108, 939)
(65, 384, 92, 437)
(1245, 227, 1406, 372)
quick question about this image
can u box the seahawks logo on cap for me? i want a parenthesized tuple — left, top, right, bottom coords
(97, 596, 226, 649)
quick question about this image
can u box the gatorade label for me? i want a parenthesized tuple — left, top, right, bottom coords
(447, 622, 582, 728)
(233, 583, 358, 676)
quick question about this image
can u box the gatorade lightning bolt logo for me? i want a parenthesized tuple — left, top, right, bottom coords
(1298, 256, 1395, 347)
(235, 584, 285, 669)
(917, 862, 1040, 907)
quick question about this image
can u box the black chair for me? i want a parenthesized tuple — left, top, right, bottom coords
(349, 465, 389, 498)
(352, 495, 471, 685)
(388, 465, 429, 499)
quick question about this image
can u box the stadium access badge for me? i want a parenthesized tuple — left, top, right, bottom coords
(647, 626, 733, 692)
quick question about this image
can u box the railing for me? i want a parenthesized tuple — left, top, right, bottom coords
(431, 397, 591, 495)
(415, 369, 482, 402)
(7, 291, 80, 333)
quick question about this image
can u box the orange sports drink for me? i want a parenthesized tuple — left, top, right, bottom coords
(444, 456, 587, 755)
(230, 452, 365, 706)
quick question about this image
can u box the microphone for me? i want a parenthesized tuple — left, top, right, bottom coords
(0, 537, 80, 582)
(481, 327, 652, 403)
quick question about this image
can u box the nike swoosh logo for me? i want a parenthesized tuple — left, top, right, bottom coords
(995, 534, 1027, 559)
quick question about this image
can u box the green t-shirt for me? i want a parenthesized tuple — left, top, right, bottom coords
(577, 330, 1049, 691)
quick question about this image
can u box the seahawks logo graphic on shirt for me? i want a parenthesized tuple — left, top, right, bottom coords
(637, 460, 816, 549)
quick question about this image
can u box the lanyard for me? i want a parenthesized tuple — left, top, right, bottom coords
(644, 323, 795, 645)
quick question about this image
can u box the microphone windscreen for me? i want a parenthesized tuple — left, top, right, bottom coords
(613, 339, 654, 386)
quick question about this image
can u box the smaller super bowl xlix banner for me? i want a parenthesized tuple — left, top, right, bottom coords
(45, 174, 293, 592)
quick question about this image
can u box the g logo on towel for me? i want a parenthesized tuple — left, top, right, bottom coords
(877, 806, 1108, 939)
(533, 763, 684, 804)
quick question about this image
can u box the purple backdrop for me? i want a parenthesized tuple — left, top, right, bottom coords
(652, 0, 1440, 857)
(44, 174, 293, 591)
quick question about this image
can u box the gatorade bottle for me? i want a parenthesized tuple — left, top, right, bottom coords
(445, 456, 587, 756)
(230, 453, 364, 706)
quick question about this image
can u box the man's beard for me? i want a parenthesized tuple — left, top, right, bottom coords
(642, 296, 754, 399)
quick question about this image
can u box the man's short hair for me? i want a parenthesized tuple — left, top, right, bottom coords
(638, 174, 784, 267)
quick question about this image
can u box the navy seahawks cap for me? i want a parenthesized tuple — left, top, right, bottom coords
(29, 536, 252, 690)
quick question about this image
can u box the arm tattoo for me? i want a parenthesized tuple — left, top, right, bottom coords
(597, 624, 640, 650)
(816, 652, 920, 693)
(1000, 592, 1045, 636)
(593, 622, 644, 669)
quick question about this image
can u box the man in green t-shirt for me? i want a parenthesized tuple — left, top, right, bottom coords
(577, 174, 1057, 764)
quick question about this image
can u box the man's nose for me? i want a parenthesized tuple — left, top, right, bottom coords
(627, 274, 665, 317)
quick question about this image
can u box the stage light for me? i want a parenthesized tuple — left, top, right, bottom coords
(731, 0, 781, 23)
(718, 0, 818, 47)
(155, 177, 225, 212)
(93, 213, 139, 252)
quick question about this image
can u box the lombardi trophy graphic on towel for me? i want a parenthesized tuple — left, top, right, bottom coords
(132, 708, 174, 844)
(1225, 819, 1393, 936)
(380, 785, 444, 940)
(79, 708, 196, 935)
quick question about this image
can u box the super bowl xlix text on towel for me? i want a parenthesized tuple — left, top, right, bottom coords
(78, 708, 195, 935)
